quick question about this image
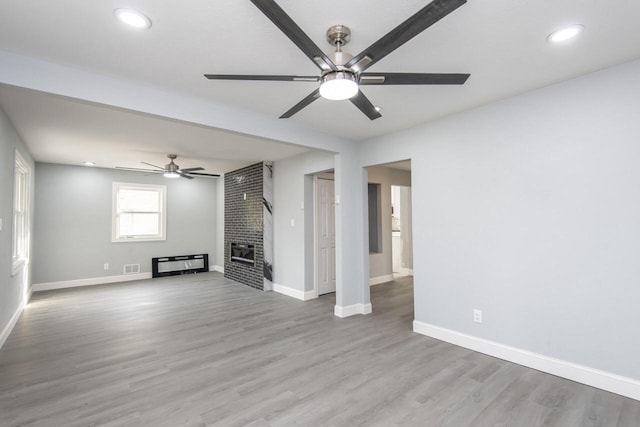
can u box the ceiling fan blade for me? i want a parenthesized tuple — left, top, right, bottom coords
(279, 89, 321, 119)
(141, 161, 165, 170)
(346, 0, 467, 72)
(204, 74, 319, 82)
(177, 171, 194, 179)
(187, 172, 221, 178)
(249, 0, 337, 71)
(115, 166, 160, 173)
(359, 72, 470, 85)
(179, 167, 204, 172)
(350, 91, 382, 120)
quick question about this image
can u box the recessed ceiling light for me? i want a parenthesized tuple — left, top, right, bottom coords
(374, 105, 383, 113)
(547, 24, 584, 43)
(114, 8, 152, 29)
(83, 161, 96, 166)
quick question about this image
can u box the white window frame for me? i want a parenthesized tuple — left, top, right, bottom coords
(112, 182, 167, 242)
(12, 150, 31, 276)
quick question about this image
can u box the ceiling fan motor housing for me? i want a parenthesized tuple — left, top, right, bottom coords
(320, 26, 359, 100)
(165, 154, 179, 172)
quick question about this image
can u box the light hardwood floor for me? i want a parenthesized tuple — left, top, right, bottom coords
(1, 273, 638, 426)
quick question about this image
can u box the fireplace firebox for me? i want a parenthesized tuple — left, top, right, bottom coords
(230, 242, 255, 266)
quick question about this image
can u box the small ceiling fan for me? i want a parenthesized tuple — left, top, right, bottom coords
(116, 154, 220, 179)
(204, 0, 470, 120)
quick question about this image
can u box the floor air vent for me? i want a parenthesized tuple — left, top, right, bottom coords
(123, 264, 141, 274)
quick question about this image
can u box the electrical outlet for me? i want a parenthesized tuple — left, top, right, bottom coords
(104, 263, 109, 270)
(473, 309, 483, 323)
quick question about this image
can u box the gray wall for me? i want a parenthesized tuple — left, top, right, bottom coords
(0, 107, 34, 335)
(367, 166, 411, 279)
(359, 59, 640, 380)
(273, 150, 334, 292)
(33, 163, 218, 284)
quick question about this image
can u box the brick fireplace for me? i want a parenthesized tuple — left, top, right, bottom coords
(224, 162, 273, 290)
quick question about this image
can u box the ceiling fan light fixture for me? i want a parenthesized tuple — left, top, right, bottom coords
(114, 8, 152, 29)
(163, 171, 180, 178)
(547, 24, 584, 43)
(319, 72, 358, 100)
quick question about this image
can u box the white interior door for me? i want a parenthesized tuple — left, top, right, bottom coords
(316, 177, 336, 295)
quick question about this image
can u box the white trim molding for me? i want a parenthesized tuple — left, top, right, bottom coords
(33, 272, 152, 292)
(0, 296, 27, 350)
(393, 268, 413, 278)
(273, 283, 316, 301)
(413, 320, 640, 401)
(334, 303, 373, 318)
(210, 265, 224, 273)
(111, 182, 167, 243)
(370, 274, 394, 286)
(11, 149, 31, 276)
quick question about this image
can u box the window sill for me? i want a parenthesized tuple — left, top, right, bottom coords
(11, 258, 26, 277)
(112, 237, 166, 243)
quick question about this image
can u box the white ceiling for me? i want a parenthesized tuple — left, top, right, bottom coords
(1, 0, 639, 172)
(0, 85, 310, 173)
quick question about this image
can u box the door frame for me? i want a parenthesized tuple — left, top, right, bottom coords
(391, 184, 414, 278)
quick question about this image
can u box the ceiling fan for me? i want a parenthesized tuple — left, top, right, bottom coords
(116, 154, 220, 179)
(204, 0, 470, 120)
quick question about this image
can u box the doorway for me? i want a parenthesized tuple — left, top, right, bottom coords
(366, 160, 414, 323)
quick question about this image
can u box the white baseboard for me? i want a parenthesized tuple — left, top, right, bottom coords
(210, 265, 224, 273)
(0, 297, 26, 351)
(273, 283, 316, 301)
(370, 274, 394, 286)
(334, 303, 373, 318)
(33, 272, 152, 292)
(413, 320, 640, 401)
(393, 269, 413, 278)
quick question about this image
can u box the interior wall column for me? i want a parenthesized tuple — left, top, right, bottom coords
(333, 149, 370, 317)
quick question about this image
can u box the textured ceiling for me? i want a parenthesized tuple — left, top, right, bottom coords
(0, 0, 639, 171)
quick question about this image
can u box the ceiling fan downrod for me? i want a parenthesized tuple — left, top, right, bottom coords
(326, 25, 352, 66)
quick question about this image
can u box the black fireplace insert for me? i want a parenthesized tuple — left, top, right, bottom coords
(230, 242, 255, 266)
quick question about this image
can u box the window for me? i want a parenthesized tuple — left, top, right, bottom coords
(112, 182, 166, 242)
(12, 150, 30, 275)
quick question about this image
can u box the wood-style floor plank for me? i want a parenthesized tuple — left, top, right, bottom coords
(0, 273, 638, 426)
